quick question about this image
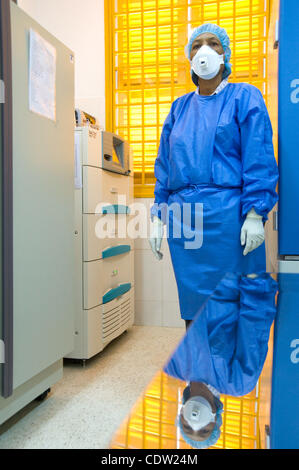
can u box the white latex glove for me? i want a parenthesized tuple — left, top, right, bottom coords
(241, 208, 265, 256)
(149, 215, 165, 260)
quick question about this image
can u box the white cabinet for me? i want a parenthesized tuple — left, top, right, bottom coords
(66, 127, 135, 360)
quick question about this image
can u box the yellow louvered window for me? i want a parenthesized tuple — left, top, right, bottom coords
(105, 0, 269, 198)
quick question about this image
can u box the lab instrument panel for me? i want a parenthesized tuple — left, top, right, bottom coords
(66, 127, 135, 361)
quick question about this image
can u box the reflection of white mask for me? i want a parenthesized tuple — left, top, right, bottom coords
(191, 45, 224, 80)
(183, 396, 216, 431)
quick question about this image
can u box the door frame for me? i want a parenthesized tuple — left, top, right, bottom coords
(0, 0, 14, 398)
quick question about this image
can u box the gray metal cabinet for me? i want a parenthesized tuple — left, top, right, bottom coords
(0, 0, 76, 424)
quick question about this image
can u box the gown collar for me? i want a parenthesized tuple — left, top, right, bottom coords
(196, 78, 229, 96)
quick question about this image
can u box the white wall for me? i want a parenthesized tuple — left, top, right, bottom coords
(17, 0, 183, 328)
(134, 199, 184, 328)
(18, 0, 106, 127)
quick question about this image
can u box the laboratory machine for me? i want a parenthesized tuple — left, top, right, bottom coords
(0, 0, 76, 424)
(66, 125, 135, 361)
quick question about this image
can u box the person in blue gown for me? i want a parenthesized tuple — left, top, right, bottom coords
(164, 272, 278, 448)
(149, 23, 279, 322)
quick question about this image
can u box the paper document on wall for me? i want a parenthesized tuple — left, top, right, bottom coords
(29, 29, 56, 121)
(74, 133, 82, 189)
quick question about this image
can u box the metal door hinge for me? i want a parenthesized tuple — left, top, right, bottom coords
(274, 20, 279, 49)
(265, 425, 271, 449)
(0, 340, 5, 364)
(0, 79, 5, 103)
(273, 211, 278, 231)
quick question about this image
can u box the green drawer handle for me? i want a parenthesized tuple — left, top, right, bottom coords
(102, 245, 131, 259)
(102, 204, 130, 214)
(102, 283, 131, 304)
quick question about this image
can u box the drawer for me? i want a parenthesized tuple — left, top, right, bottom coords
(83, 250, 134, 309)
(83, 214, 134, 261)
(83, 166, 131, 214)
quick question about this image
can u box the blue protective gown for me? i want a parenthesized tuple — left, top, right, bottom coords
(151, 83, 279, 320)
(163, 273, 278, 396)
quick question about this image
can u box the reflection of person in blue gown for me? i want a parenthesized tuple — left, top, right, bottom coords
(149, 23, 279, 321)
(163, 273, 278, 448)
(177, 381, 224, 449)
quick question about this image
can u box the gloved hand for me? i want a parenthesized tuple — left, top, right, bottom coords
(241, 208, 265, 256)
(149, 215, 165, 260)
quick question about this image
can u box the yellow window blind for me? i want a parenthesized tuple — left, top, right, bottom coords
(105, 0, 270, 198)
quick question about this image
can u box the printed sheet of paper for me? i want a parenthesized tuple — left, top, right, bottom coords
(29, 29, 56, 121)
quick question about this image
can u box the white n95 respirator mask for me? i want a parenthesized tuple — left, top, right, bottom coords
(191, 45, 224, 80)
(183, 396, 216, 432)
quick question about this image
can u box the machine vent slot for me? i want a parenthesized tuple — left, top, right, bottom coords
(120, 297, 132, 326)
(103, 314, 120, 330)
(102, 302, 121, 343)
(121, 305, 131, 316)
(121, 305, 130, 317)
(121, 299, 130, 308)
(103, 311, 119, 326)
(121, 304, 130, 314)
(121, 301, 130, 312)
(121, 315, 130, 327)
(103, 324, 120, 341)
(103, 305, 119, 320)
(103, 307, 119, 322)
(121, 313, 130, 325)
(102, 292, 133, 344)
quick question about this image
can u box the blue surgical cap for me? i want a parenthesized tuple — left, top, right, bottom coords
(185, 23, 232, 85)
(177, 385, 224, 449)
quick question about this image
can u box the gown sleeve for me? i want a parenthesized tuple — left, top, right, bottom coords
(150, 99, 178, 223)
(238, 86, 279, 221)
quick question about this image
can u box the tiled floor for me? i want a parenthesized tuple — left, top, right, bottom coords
(0, 326, 184, 449)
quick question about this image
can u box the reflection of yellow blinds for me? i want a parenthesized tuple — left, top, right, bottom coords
(105, 0, 269, 198)
(110, 371, 261, 449)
